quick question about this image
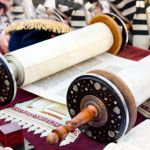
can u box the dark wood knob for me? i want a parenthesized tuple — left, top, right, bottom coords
(46, 105, 98, 144)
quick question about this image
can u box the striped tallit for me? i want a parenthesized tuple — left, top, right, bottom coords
(23, 0, 150, 49)
(69, 0, 86, 28)
(110, 0, 150, 49)
(132, 0, 149, 49)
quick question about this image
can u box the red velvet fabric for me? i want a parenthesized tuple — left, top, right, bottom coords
(0, 45, 150, 150)
(118, 45, 150, 61)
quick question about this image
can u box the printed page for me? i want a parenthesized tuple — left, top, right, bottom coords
(104, 120, 150, 150)
(118, 119, 150, 149)
(23, 53, 136, 104)
(104, 142, 149, 150)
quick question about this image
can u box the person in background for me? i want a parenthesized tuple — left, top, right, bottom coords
(0, 33, 9, 54)
(0, 0, 10, 15)
(0, 0, 149, 54)
(0, 0, 10, 54)
(109, 0, 150, 49)
(0, 0, 26, 54)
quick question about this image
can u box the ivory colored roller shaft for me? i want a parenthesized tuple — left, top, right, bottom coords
(116, 55, 150, 106)
(5, 23, 114, 86)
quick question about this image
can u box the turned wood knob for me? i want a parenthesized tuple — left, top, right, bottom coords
(46, 105, 98, 144)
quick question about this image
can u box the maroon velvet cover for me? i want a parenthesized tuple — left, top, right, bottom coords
(0, 45, 149, 150)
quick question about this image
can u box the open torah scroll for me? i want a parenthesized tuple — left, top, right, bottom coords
(4, 18, 133, 105)
(22, 53, 136, 104)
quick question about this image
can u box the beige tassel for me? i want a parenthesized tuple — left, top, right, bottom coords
(4, 19, 72, 34)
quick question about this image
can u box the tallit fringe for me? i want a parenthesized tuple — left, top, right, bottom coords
(4, 19, 72, 34)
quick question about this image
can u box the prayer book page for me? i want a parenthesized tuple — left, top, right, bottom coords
(23, 52, 136, 105)
(104, 119, 150, 150)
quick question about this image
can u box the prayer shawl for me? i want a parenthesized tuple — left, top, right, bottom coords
(1, 0, 149, 49)
(110, 0, 150, 49)
(27, 0, 149, 49)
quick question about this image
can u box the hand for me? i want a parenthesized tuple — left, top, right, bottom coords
(0, 0, 11, 15)
(0, 34, 10, 54)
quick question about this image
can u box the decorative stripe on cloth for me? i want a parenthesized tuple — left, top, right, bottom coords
(5, 0, 26, 22)
(0, 97, 80, 146)
(70, 0, 86, 28)
(110, 0, 136, 21)
(110, 0, 150, 49)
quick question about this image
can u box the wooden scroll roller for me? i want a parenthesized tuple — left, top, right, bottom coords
(47, 56, 150, 144)
(0, 13, 127, 106)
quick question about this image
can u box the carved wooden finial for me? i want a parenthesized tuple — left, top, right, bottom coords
(46, 105, 98, 144)
(46, 132, 60, 144)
